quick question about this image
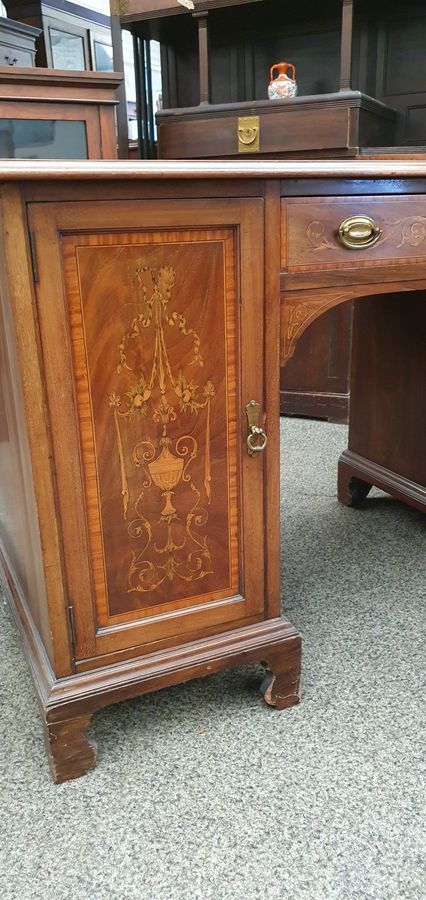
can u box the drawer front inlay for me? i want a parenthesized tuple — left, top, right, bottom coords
(282, 196, 426, 271)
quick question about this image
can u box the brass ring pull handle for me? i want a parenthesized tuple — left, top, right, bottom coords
(238, 126, 258, 145)
(246, 400, 267, 456)
(338, 215, 382, 250)
(247, 426, 267, 455)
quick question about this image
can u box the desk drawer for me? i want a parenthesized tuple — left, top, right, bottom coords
(282, 196, 426, 276)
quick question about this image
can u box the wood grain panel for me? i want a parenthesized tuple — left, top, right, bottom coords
(280, 301, 352, 423)
(0, 185, 72, 676)
(0, 273, 48, 639)
(2, 159, 426, 180)
(348, 291, 426, 486)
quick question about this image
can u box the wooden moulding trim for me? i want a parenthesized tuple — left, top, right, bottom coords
(46, 619, 300, 716)
(96, 595, 246, 636)
(280, 267, 426, 292)
(75, 613, 263, 672)
(121, 0, 260, 24)
(156, 92, 398, 120)
(339, 450, 426, 508)
(1, 160, 426, 179)
(0, 542, 55, 708)
(0, 20, 41, 38)
(0, 67, 124, 89)
(0, 96, 118, 107)
(0, 96, 119, 106)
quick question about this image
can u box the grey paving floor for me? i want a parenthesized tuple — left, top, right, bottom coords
(0, 418, 425, 900)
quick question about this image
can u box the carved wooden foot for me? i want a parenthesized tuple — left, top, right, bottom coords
(340, 475, 372, 506)
(261, 640, 301, 710)
(338, 455, 372, 507)
(43, 712, 97, 783)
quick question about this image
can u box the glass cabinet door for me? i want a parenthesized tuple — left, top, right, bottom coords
(0, 119, 88, 159)
(50, 28, 86, 70)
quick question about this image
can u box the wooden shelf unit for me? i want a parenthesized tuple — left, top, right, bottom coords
(119, 0, 426, 159)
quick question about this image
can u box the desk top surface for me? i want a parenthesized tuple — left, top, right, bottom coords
(1, 159, 426, 180)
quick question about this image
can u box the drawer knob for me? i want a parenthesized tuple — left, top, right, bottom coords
(338, 215, 382, 250)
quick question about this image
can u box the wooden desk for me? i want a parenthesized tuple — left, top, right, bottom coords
(0, 159, 425, 782)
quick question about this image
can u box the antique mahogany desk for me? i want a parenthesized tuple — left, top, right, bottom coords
(0, 159, 425, 782)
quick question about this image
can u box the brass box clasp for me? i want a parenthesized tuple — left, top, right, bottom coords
(237, 116, 260, 153)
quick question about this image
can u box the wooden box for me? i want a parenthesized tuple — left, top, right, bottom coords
(157, 92, 398, 159)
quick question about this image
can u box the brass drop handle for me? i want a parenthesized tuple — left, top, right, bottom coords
(246, 400, 267, 456)
(338, 215, 382, 250)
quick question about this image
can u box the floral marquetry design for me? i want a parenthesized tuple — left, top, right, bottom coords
(392, 216, 426, 249)
(62, 223, 241, 627)
(306, 220, 335, 251)
(109, 264, 216, 595)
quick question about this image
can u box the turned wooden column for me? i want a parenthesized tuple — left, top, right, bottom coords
(339, 0, 354, 91)
(193, 11, 210, 105)
(109, 0, 128, 158)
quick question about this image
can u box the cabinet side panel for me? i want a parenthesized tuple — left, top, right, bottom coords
(349, 291, 426, 484)
(0, 185, 73, 677)
(0, 257, 53, 661)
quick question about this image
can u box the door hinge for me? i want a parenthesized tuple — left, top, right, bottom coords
(67, 603, 77, 655)
(28, 230, 39, 283)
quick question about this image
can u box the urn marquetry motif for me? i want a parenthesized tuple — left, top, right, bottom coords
(108, 263, 216, 596)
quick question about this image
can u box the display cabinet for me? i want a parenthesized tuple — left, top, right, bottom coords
(4, 0, 113, 71)
(0, 67, 122, 158)
(120, 0, 426, 159)
(4, 0, 129, 156)
(0, 15, 40, 67)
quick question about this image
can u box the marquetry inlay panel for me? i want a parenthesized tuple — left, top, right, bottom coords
(63, 229, 239, 626)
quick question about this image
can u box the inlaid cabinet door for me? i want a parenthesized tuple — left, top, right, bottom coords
(28, 198, 266, 662)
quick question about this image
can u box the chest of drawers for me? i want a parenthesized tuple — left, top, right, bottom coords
(0, 18, 40, 68)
